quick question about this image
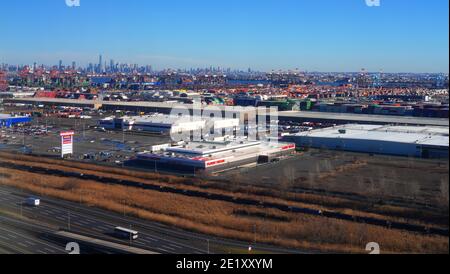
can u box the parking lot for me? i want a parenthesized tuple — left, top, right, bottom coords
(0, 111, 171, 166)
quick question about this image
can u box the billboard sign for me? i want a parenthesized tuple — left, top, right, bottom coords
(60, 131, 74, 158)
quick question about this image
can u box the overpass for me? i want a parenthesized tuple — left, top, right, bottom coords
(4, 97, 449, 127)
(3, 97, 258, 121)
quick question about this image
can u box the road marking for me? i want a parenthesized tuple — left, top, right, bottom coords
(164, 245, 176, 251)
(168, 243, 183, 250)
(44, 247, 56, 253)
(0, 216, 66, 253)
(25, 240, 36, 246)
(17, 242, 29, 248)
(0, 234, 9, 240)
(155, 247, 171, 253)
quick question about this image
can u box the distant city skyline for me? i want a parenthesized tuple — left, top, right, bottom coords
(2, 55, 449, 75)
(0, 0, 448, 73)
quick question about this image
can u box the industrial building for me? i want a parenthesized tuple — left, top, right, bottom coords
(278, 111, 449, 127)
(0, 114, 32, 128)
(5, 98, 449, 126)
(99, 114, 240, 136)
(284, 124, 449, 158)
(135, 138, 296, 172)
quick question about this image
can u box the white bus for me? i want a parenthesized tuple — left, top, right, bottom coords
(114, 227, 139, 240)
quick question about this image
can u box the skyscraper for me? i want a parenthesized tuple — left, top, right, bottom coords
(99, 54, 103, 73)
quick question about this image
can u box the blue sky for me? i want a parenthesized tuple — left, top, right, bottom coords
(0, 0, 448, 72)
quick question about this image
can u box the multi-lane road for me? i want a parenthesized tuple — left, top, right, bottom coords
(0, 185, 305, 254)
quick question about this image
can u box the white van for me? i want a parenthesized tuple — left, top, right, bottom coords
(26, 197, 40, 207)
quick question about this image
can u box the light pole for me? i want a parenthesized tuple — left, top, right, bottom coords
(22, 127, 25, 150)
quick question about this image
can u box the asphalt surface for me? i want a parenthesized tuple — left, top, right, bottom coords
(0, 185, 306, 254)
(0, 214, 66, 254)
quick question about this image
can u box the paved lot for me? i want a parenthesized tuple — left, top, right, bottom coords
(1, 114, 171, 166)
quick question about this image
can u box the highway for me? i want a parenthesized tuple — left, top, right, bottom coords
(0, 185, 305, 254)
(4, 97, 449, 126)
(0, 214, 66, 254)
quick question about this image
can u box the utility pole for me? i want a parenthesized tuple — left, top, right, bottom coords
(22, 127, 25, 149)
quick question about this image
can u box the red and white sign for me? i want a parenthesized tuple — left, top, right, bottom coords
(206, 159, 226, 167)
(281, 144, 296, 150)
(60, 131, 74, 157)
(60, 131, 75, 137)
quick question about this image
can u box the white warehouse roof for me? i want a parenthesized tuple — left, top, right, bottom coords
(293, 124, 449, 147)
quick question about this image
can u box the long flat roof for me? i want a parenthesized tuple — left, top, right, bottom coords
(279, 111, 449, 126)
(292, 124, 449, 147)
(167, 139, 262, 155)
(0, 114, 29, 119)
(4, 98, 256, 114)
(5, 98, 448, 126)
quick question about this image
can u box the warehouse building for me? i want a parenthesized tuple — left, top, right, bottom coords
(0, 114, 32, 128)
(135, 138, 296, 172)
(99, 114, 239, 137)
(284, 124, 449, 158)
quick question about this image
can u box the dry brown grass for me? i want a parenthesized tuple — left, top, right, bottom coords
(0, 165, 448, 254)
(0, 152, 444, 228)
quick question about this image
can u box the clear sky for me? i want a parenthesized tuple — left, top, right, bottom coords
(0, 0, 448, 72)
